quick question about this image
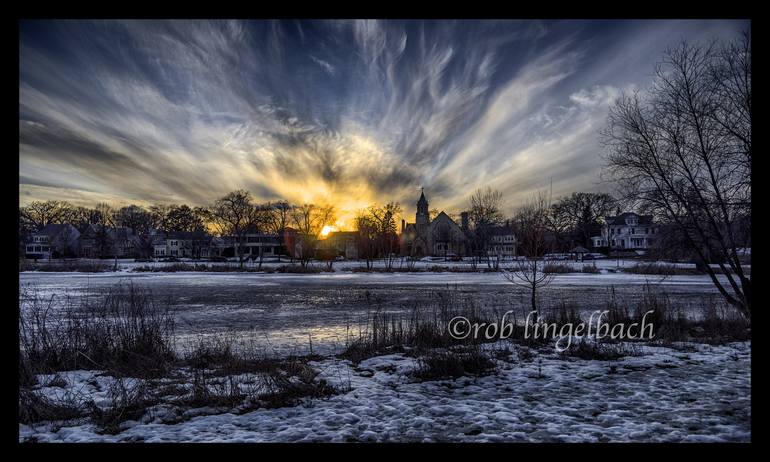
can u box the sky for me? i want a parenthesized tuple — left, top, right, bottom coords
(19, 19, 748, 229)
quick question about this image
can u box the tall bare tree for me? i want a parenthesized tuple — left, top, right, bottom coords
(550, 192, 616, 248)
(502, 192, 555, 317)
(20, 200, 73, 229)
(113, 205, 153, 234)
(364, 202, 402, 269)
(207, 190, 260, 268)
(354, 211, 379, 270)
(467, 187, 505, 266)
(290, 204, 335, 267)
(601, 33, 751, 318)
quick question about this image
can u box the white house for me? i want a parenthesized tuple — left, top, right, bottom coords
(591, 212, 659, 250)
(153, 231, 212, 259)
(486, 225, 517, 258)
(25, 223, 81, 260)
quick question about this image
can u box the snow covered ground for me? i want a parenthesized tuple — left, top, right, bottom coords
(19, 340, 751, 442)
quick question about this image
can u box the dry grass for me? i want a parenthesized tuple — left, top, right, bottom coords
(19, 284, 176, 378)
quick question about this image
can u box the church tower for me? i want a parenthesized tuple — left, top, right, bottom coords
(416, 188, 429, 236)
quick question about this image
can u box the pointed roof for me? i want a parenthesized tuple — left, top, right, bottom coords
(417, 188, 428, 206)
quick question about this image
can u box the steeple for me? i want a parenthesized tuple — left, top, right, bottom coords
(416, 187, 429, 232)
(417, 187, 428, 208)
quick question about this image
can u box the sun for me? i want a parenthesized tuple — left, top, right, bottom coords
(320, 225, 336, 237)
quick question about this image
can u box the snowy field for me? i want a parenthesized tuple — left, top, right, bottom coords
(20, 341, 750, 442)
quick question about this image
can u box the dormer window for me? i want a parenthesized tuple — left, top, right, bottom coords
(625, 215, 638, 226)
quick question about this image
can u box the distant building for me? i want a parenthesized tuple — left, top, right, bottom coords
(400, 189, 467, 257)
(211, 231, 287, 259)
(485, 224, 517, 258)
(153, 231, 212, 259)
(320, 231, 359, 259)
(591, 212, 659, 251)
(25, 223, 81, 260)
(79, 225, 139, 258)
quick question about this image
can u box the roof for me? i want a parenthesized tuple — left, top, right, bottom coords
(328, 231, 359, 238)
(570, 246, 590, 253)
(487, 225, 516, 236)
(108, 227, 135, 240)
(37, 223, 78, 237)
(605, 212, 654, 226)
(417, 188, 428, 206)
(166, 231, 196, 240)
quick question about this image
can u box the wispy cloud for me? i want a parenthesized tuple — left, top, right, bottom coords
(19, 19, 748, 224)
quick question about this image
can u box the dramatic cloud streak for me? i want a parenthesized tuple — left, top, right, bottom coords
(19, 19, 747, 226)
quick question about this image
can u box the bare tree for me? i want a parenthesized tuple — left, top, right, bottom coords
(266, 201, 293, 261)
(113, 205, 153, 235)
(354, 211, 379, 270)
(502, 192, 555, 318)
(92, 203, 116, 261)
(207, 190, 260, 268)
(20, 200, 73, 229)
(164, 205, 205, 233)
(601, 33, 751, 318)
(266, 201, 292, 234)
(468, 187, 505, 266)
(363, 202, 402, 270)
(290, 204, 335, 267)
(251, 203, 276, 270)
(550, 192, 616, 248)
(148, 204, 172, 231)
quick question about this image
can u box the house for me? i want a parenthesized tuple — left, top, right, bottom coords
(400, 189, 467, 257)
(485, 224, 518, 258)
(24, 223, 81, 260)
(242, 232, 284, 259)
(153, 231, 212, 259)
(79, 224, 107, 258)
(79, 225, 139, 258)
(591, 212, 659, 251)
(320, 231, 360, 259)
(110, 227, 140, 258)
(210, 232, 285, 259)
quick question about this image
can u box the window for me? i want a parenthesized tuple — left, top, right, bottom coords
(171, 249, 178, 256)
(170, 240, 178, 246)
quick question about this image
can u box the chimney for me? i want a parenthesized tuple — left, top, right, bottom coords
(401, 219, 406, 233)
(460, 212, 469, 231)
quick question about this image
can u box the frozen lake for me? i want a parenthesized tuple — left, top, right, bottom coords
(19, 269, 730, 355)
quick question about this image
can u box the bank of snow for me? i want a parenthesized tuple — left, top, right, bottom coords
(20, 340, 750, 442)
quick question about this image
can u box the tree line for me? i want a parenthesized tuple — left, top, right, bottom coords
(18, 190, 337, 269)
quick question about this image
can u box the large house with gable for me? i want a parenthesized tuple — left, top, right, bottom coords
(591, 212, 659, 251)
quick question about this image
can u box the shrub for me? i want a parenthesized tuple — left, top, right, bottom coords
(22, 260, 110, 273)
(91, 378, 154, 435)
(559, 338, 641, 360)
(543, 263, 579, 274)
(19, 284, 176, 378)
(18, 388, 85, 425)
(274, 265, 326, 274)
(339, 290, 511, 363)
(622, 263, 701, 276)
(414, 346, 496, 380)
